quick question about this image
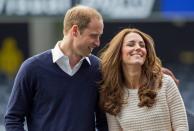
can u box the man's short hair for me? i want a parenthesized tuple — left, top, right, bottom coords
(63, 5, 103, 34)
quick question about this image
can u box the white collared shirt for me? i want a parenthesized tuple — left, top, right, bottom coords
(51, 41, 91, 76)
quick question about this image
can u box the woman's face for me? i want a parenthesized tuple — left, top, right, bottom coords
(121, 32, 147, 66)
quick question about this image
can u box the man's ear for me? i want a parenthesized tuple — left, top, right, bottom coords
(71, 25, 79, 36)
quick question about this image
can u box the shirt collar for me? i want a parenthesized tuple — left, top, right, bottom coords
(51, 41, 91, 65)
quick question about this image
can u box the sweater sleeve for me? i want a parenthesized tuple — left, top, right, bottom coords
(4, 60, 35, 131)
(106, 113, 122, 131)
(95, 105, 108, 131)
(165, 75, 189, 131)
(94, 59, 108, 131)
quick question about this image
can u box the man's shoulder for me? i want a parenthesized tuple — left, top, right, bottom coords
(22, 50, 52, 69)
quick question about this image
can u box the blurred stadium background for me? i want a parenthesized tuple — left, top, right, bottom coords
(0, 0, 194, 130)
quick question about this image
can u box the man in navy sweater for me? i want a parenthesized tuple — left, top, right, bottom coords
(4, 5, 107, 131)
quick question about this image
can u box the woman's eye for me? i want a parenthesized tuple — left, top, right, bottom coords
(140, 44, 145, 47)
(139, 43, 145, 48)
(126, 42, 134, 46)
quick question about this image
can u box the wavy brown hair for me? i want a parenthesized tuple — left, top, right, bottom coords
(99, 28, 163, 116)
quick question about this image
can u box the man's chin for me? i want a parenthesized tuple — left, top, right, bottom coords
(86, 50, 92, 56)
(81, 52, 91, 57)
(84, 53, 91, 57)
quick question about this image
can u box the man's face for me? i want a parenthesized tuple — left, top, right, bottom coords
(73, 18, 104, 57)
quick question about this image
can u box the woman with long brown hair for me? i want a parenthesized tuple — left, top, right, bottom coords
(100, 28, 188, 131)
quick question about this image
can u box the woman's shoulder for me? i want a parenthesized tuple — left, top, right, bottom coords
(161, 74, 178, 92)
(162, 74, 175, 84)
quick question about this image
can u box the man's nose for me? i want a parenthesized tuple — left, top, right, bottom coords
(94, 38, 100, 47)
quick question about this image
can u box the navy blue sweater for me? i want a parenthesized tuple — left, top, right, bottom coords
(5, 50, 107, 131)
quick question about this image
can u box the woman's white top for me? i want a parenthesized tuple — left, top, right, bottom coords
(106, 74, 188, 131)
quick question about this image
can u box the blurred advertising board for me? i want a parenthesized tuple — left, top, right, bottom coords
(0, 0, 155, 19)
(0, 0, 71, 16)
(0, 0, 194, 20)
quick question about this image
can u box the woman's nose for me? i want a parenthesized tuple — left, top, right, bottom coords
(134, 44, 141, 50)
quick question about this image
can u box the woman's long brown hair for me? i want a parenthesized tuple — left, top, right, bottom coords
(99, 28, 163, 116)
